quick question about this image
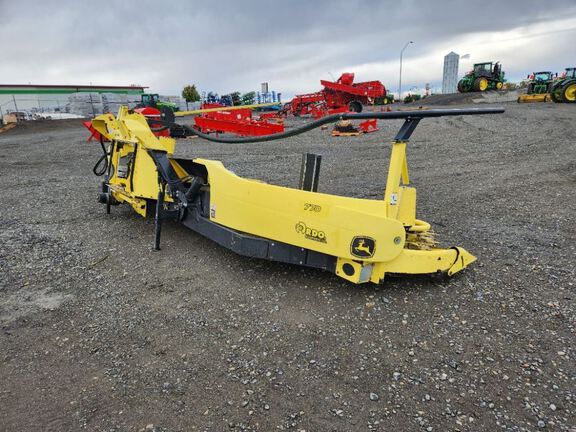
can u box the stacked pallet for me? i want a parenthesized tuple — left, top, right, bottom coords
(66, 93, 104, 117)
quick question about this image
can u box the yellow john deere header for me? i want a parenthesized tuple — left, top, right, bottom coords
(90, 106, 503, 284)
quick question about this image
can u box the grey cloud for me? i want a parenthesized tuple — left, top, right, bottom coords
(1, 0, 575, 96)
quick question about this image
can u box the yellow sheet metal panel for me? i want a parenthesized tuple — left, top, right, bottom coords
(447, 247, 476, 276)
(198, 159, 406, 263)
(383, 141, 409, 217)
(131, 148, 164, 200)
(104, 140, 162, 202)
(387, 185, 416, 223)
(370, 247, 476, 282)
(108, 185, 148, 217)
(336, 258, 374, 283)
(395, 186, 417, 226)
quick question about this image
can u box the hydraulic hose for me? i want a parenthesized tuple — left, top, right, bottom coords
(150, 107, 505, 144)
(93, 135, 109, 176)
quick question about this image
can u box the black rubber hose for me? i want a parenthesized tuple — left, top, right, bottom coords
(159, 107, 505, 144)
(150, 125, 170, 132)
(93, 135, 109, 176)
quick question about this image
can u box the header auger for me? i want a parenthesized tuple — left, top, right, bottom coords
(89, 106, 503, 284)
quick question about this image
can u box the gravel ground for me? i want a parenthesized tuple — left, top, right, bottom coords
(0, 103, 574, 431)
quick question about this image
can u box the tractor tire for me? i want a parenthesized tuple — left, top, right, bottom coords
(561, 82, 576, 103)
(457, 80, 466, 93)
(348, 101, 363, 113)
(495, 81, 503, 90)
(473, 77, 489, 92)
(550, 87, 561, 103)
(160, 106, 175, 124)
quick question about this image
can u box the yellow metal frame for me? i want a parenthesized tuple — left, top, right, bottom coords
(517, 93, 551, 103)
(91, 108, 476, 284)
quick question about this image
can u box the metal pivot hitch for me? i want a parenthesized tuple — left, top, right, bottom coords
(89, 106, 504, 284)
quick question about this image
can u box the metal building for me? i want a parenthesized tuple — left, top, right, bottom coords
(0, 84, 147, 117)
(442, 52, 460, 94)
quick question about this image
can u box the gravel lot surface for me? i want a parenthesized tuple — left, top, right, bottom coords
(1, 102, 574, 431)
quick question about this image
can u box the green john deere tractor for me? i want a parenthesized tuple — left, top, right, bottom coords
(517, 71, 554, 103)
(137, 93, 179, 112)
(550, 67, 576, 103)
(527, 71, 554, 94)
(458, 62, 505, 93)
(374, 93, 395, 105)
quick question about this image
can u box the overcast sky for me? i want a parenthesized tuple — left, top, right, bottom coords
(1, 0, 575, 98)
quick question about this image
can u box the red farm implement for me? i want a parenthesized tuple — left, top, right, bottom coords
(258, 112, 285, 124)
(194, 108, 284, 137)
(288, 73, 386, 117)
(201, 103, 226, 110)
(359, 119, 379, 133)
(310, 104, 349, 119)
(331, 118, 380, 137)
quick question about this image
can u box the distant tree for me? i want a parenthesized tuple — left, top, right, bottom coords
(181, 84, 201, 110)
(230, 91, 241, 106)
(241, 91, 256, 105)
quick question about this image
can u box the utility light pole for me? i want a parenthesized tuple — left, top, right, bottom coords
(398, 41, 414, 102)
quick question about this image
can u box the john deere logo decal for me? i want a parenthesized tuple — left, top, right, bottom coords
(351, 236, 375, 258)
(295, 222, 327, 243)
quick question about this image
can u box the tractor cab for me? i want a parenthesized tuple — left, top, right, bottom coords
(532, 71, 553, 82)
(564, 68, 576, 79)
(469, 62, 502, 79)
(472, 62, 500, 76)
(473, 62, 493, 75)
(141, 93, 160, 108)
